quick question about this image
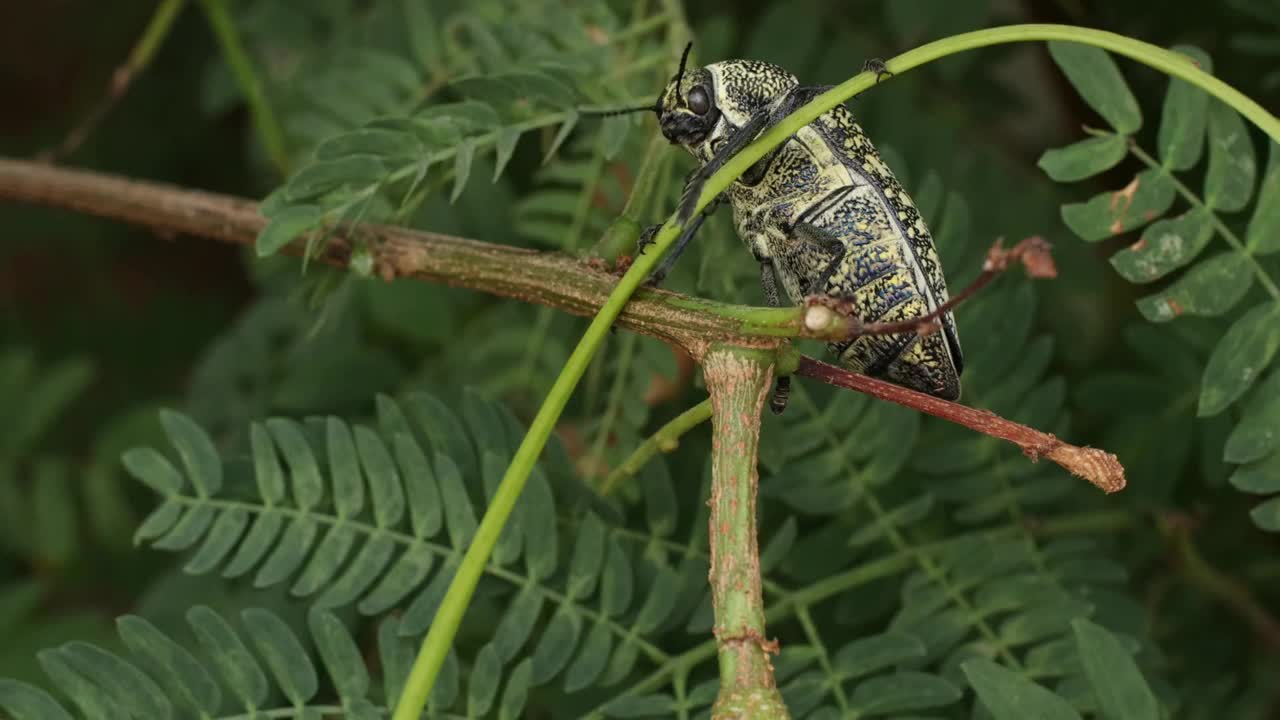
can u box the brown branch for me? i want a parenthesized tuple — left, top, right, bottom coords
(702, 348, 789, 719)
(796, 355, 1125, 493)
(791, 234, 1126, 494)
(0, 157, 797, 361)
(0, 158, 1127, 494)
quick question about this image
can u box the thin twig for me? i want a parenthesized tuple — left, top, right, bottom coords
(796, 355, 1125, 493)
(601, 398, 712, 494)
(37, 0, 188, 162)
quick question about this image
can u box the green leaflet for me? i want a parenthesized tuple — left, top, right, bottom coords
(0, 606, 413, 719)
(1048, 41, 1142, 134)
(1204, 101, 1257, 212)
(1037, 134, 1127, 182)
(1248, 142, 1280, 254)
(1223, 367, 1280, 463)
(1157, 46, 1212, 171)
(1072, 619, 1159, 720)
(1060, 168, 1174, 242)
(314, 128, 422, 161)
(964, 658, 1083, 720)
(188, 606, 268, 710)
(256, 204, 324, 257)
(1198, 301, 1280, 416)
(1135, 251, 1253, 321)
(284, 155, 389, 202)
(1251, 496, 1280, 531)
(0, 679, 76, 720)
(1109, 209, 1214, 283)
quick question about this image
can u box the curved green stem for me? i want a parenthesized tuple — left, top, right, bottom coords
(391, 220, 677, 719)
(692, 23, 1279, 225)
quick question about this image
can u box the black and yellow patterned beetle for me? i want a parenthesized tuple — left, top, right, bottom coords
(607, 46, 963, 409)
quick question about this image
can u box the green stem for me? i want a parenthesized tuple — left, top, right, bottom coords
(129, 0, 187, 69)
(518, 133, 612, 392)
(702, 347, 788, 719)
(198, 0, 290, 174)
(389, 141, 692, 720)
(795, 605, 850, 713)
(601, 398, 713, 494)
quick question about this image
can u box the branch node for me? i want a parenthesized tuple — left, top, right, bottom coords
(714, 627, 781, 655)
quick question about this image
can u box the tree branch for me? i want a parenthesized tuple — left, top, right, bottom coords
(0, 157, 1128, 496)
(702, 347, 788, 720)
(796, 356, 1125, 493)
(0, 158, 801, 360)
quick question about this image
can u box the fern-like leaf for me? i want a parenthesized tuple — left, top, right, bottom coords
(122, 391, 717, 715)
(249, 1, 671, 260)
(0, 606, 396, 719)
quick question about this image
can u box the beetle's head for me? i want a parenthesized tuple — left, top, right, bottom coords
(585, 46, 797, 165)
(655, 43, 720, 149)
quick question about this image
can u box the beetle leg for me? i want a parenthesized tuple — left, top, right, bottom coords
(862, 57, 893, 83)
(636, 224, 661, 253)
(676, 84, 834, 224)
(643, 201, 718, 287)
(792, 222, 846, 292)
(757, 259, 793, 415)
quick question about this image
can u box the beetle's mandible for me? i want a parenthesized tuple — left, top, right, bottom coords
(607, 45, 964, 408)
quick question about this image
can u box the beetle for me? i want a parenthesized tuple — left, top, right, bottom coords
(601, 45, 963, 411)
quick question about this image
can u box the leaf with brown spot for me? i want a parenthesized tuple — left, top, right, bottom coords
(1110, 208, 1214, 283)
(1135, 251, 1253, 322)
(1062, 169, 1175, 242)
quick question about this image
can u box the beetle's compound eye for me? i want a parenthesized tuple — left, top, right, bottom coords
(687, 85, 710, 115)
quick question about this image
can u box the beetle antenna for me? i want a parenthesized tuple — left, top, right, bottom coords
(581, 102, 659, 118)
(674, 41, 693, 86)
